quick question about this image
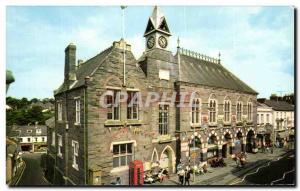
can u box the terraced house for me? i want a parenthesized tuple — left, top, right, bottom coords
(46, 6, 258, 185)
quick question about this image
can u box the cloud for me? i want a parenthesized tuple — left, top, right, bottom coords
(6, 6, 294, 99)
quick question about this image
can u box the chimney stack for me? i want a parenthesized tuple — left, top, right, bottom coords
(64, 43, 76, 81)
(77, 59, 84, 68)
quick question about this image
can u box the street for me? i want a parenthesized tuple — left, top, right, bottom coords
(150, 148, 295, 186)
(232, 150, 295, 185)
(16, 153, 50, 186)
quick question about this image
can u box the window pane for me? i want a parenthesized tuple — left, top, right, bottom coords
(127, 144, 132, 154)
(120, 144, 126, 154)
(121, 156, 126, 166)
(127, 155, 132, 165)
(127, 107, 132, 119)
(114, 107, 119, 120)
(113, 157, 119, 168)
(113, 145, 119, 155)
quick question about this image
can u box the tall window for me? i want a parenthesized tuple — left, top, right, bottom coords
(75, 98, 80, 124)
(266, 114, 270, 123)
(113, 143, 133, 168)
(57, 134, 62, 158)
(72, 140, 79, 170)
(191, 99, 200, 124)
(209, 99, 217, 123)
(236, 102, 242, 122)
(247, 102, 252, 121)
(159, 105, 169, 135)
(27, 138, 31, 142)
(106, 90, 120, 120)
(58, 102, 63, 121)
(257, 114, 259, 124)
(224, 101, 231, 122)
(52, 131, 55, 146)
(127, 92, 139, 120)
(261, 114, 264, 124)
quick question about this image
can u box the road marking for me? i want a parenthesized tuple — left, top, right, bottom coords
(15, 161, 26, 185)
(230, 156, 283, 185)
(270, 168, 295, 185)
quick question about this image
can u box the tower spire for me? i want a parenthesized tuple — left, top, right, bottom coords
(144, 6, 171, 51)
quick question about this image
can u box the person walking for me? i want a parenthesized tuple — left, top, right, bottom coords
(184, 166, 191, 185)
(178, 168, 185, 185)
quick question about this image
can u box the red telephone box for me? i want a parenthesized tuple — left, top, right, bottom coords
(129, 160, 144, 185)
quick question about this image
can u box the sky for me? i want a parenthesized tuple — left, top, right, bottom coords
(6, 6, 294, 99)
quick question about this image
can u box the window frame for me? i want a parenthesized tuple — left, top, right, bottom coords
(57, 134, 63, 158)
(57, 102, 63, 121)
(75, 98, 81, 124)
(127, 91, 139, 120)
(106, 90, 120, 121)
(51, 131, 56, 146)
(159, 104, 169, 135)
(72, 140, 79, 170)
(224, 100, 231, 123)
(112, 143, 133, 168)
(247, 102, 253, 121)
(191, 98, 201, 125)
(236, 101, 242, 122)
(209, 99, 217, 123)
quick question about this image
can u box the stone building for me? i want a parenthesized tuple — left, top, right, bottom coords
(257, 98, 294, 146)
(9, 124, 48, 152)
(47, 6, 258, 185)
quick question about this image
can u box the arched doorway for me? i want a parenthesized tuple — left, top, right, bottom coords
(246, 130, 255, 153)
(189, 136, 202, 164)
(160, 146, 175, 173)
(235, 131, 243, 153)
(222, 133, 232, 158)
(207, 134, 218, 159)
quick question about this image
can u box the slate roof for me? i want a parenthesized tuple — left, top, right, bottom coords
(263, 100, 294, 111)
(9, 125, 47, 137)
(45, 117, 55, 128)
(54, 46, 113, 95)
(179, 53, 258, 94)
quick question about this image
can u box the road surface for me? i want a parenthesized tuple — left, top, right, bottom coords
(234, 151, 295, 185)
(17, 153, 49, 186)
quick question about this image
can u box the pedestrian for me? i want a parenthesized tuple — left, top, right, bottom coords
(184, 166, 191, 185)
(177, 169, 185, 185)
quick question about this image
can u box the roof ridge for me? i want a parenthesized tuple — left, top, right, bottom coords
(80, 46, 113, 66)
(178, 47, 220, 64)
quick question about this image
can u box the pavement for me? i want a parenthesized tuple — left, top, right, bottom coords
(152, 148, 292, 186)
(13, 152, 50, 186)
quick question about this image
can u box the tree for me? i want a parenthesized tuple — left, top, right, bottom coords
(30, 98, 39, 104)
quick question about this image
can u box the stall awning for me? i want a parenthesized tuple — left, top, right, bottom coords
(277, 132, 288, 139)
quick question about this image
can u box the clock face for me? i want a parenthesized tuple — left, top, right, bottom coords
(147, 36, 155, 49)
(158, 36, 168, 48)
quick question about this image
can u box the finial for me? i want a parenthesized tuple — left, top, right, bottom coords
(218, 51, 221, 64)
(177, 37, 180, 48)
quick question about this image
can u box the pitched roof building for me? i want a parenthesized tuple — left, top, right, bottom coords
(47, 6, 258, 185)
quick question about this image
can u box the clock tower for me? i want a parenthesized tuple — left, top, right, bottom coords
(144, 6, 171, 51)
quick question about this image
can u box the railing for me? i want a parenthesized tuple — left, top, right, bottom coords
(179, 47, 220, 64)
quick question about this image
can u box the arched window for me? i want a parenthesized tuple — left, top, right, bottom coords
(190, 136, 201, 148)
(236, 102, 242, 122)
(191, 98, 201, 124)
(247, 102, 252, 121)
(224, 100, 231, 122)
(209, 99, 217, 123)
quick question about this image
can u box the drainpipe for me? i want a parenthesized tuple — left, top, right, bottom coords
(84, 77, 89, 185)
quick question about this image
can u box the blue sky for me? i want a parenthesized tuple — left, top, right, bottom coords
(6, 6, 294, 99)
